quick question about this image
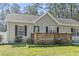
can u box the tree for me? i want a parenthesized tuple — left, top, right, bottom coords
(0, 4, 11, 32)
(45, 3, 66, 18)
(45, 3, 56, 17)
(45, 3, 79, 20)
(10, 4, 20, 13)
(0, 3, 10, 18)
(24, 3, 43, 15)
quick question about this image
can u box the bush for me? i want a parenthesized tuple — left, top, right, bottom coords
(26, 38, 33, 44)
(54, 37, 71, 45)
(15, 36, 23, 43)
(0, 35, 2, 42)
(54, 38, 63, 45)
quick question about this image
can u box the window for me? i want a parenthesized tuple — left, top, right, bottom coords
(77, 32, 79, 36)
(46, 26, 57, 33)
(17, 26, 25, 36)
(48, 26, 53, 33)
(77, 29, 79, 36)
(53, 27, 59, 33)
(72, 29, 76, 36)
(53, 28, 57, 33)
(72, 29, 79, 36)
(34, 26, 39, 32)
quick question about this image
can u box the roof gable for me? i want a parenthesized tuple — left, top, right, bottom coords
(34, 12, 60, 24)
(35, 13, 57, 26)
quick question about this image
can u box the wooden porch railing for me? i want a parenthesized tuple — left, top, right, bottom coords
(31, 33, 72, 44)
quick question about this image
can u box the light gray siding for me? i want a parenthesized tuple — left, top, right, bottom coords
(35, 14, 57, 33)
(7, 22, 34, 43)
(59, 26, 71, 33)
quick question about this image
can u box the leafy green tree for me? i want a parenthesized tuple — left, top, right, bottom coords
(24, 3, 43, 15)
(10, 3, 20, 13)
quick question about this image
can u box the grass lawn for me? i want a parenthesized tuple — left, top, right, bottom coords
(0, 44, 79, 56)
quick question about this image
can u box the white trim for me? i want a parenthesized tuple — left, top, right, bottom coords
(7, 20, 34, 23)
(59, 23, 79, 27)
(47, 12, 60, 24)
(17, 26, 25, 36)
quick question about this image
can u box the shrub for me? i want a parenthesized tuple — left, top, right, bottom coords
(54, 38, 63, 45)
(26, 38, 33, 44)
(15, 36, 23, 43)
(0, 35, 2, 42)
(54, 37, 71, 45)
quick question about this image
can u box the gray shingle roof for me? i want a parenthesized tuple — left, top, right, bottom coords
(6, 14, 39, 22)
(56, 18, 79, 25)
(6, 13, 79, 26)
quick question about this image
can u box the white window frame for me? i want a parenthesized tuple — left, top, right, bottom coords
(17, 26, 25, 36)
(76, 29, 79, 36)
(34, 26, 39, 33)
(72, 29, 79, 36)
(48, 26, 57, 33)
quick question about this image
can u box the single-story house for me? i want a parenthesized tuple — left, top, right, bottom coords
(3, 12, 79, 44)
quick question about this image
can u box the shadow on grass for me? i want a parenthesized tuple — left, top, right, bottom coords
(12, 43, 79, 48)
(12, 43, 61, 48)
(27, 44, 73, 48)
(72, 44, 79, 47)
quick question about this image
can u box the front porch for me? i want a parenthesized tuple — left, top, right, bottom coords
(31, 33, 72, 45)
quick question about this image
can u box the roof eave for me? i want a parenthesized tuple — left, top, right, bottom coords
(34, 12, 60, 24)
(59, 23, 79, 27)
(7, 20, 34, 24)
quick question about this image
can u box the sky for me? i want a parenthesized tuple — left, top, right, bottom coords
(15, 3, 31, 13)
(18, 3, 27, 9)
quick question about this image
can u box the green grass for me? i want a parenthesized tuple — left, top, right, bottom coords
(0, 44, 79, 56)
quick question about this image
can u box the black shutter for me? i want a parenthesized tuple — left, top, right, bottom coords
(34, 26, 35, 32)
(71, 28, 73, 32)
(25, 25, 27, 36)
(38, 26, 39, 32)
(57, 27, 59, 33)
(46, 26, 48, 33)
(15, 25, 18, 36)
